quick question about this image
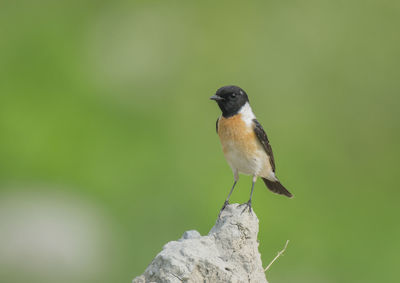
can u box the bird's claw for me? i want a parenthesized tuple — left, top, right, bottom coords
(218, 200, 229, 218)
(240, 200, 253, 214)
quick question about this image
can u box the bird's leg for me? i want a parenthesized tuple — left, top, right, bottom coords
(218, 180, 237, 217)
(218, 170, 239, 218)
(242, 175, 257, 214)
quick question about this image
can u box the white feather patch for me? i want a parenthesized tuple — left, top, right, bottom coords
(238, 102, 256, 127)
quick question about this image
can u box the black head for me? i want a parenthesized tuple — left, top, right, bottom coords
(210, 85, 249, 117)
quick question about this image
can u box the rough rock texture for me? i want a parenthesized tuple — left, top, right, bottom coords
(132, 203, 268, 283)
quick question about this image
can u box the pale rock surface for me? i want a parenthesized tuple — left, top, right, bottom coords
(132, 203, 268, 283)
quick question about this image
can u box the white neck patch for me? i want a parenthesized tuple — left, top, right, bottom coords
(238, 102, 256, 127)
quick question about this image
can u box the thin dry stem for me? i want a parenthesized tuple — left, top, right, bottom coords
(264, 240, 289, 272)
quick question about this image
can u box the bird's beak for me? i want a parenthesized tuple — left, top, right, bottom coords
(210, 95, 224, 101)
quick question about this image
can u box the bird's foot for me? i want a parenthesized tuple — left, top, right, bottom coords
(218, 200, 229, 218)
(240, 200, 253, 214)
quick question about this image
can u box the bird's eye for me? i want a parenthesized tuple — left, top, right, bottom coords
(231, 93, 236, 98)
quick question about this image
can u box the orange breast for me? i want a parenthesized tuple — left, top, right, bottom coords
(218, 114, 257, 155)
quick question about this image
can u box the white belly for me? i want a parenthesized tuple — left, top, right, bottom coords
(223, 141, 272, 177)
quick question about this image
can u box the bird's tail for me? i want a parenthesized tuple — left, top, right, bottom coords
(262, 178, 293, 198)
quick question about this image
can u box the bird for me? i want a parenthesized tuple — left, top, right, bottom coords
(210, 85, 292, 215)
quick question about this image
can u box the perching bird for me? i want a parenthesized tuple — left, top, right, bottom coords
(210, 85, 292, 214)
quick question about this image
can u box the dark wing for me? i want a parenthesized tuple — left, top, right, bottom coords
(253, 119, 275, 172)
(216, 117, 219, 133)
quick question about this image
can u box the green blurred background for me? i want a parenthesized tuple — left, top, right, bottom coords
(1, 0, 399, 282)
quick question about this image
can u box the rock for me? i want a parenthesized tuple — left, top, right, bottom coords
(132, 203, 268, 283)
